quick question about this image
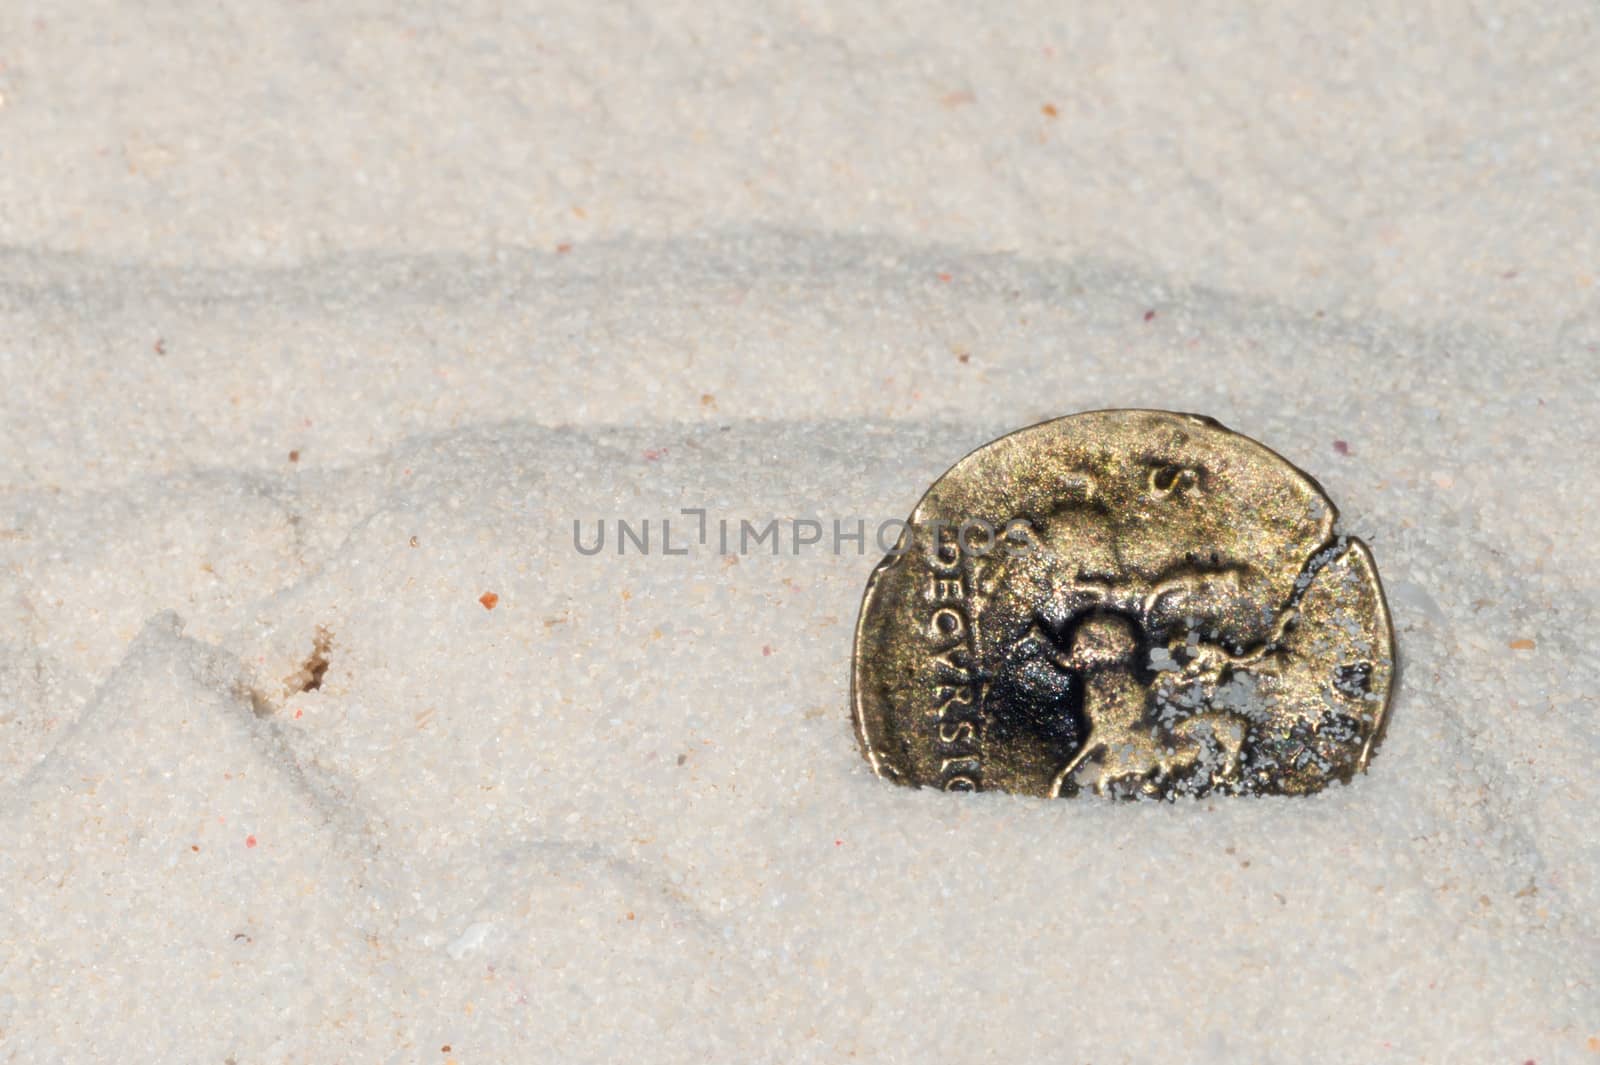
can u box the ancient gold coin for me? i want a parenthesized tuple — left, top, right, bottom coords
(850, 409, 1395, 800)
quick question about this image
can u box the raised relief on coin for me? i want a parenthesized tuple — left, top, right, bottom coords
(850, 409, 1395, 800)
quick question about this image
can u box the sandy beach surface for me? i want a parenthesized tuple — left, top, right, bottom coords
(2, 4, 1597, 1062)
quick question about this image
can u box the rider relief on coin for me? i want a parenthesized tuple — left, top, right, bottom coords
(850, 409, 1395, 800)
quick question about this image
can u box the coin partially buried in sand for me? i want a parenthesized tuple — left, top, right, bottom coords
(850, 409, 1395, 800)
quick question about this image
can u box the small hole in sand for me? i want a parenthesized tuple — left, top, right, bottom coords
(286, 627, 334, 694)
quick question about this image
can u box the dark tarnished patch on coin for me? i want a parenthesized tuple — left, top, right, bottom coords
(850, 409, 1395, 800)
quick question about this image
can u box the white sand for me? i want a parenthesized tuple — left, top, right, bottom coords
(2, 4, 1598, 1062)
